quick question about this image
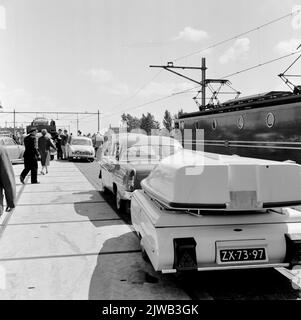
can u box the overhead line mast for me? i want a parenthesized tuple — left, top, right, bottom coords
(150, 58, 240, 110)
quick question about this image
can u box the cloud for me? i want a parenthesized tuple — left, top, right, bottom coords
(137, 81, 193, 98)
(123, 40, 170, 48)
(0, 5, 6, 30)
(82, 68, 130, 96)
(108, 83, 130, 96)
(219, 38, 250, 64)
(82, 68, 114, 84)
(292, 5, 301, 30)
(274, 38, 301, 55)
(0, 85, 57, 110)
(173, 27, 209, 43)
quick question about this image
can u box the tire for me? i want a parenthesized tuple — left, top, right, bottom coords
(115, 190, 127, 213)
(141, 244, 150, 262)
(68, 157, 72, 162)
(99, 179, 108, 193)
(50, 155, 54, 160)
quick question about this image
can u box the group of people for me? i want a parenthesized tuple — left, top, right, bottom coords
(54, 129, 70, 160)
(20, 127, 56, 184)
(0, 127, 101, 215)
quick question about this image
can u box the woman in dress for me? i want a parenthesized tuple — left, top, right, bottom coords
(38, 129, 57, 175)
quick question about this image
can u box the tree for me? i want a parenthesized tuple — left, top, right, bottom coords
(174, 109, 185, 119)
(121, 113, 141, 132)
(162, 110, 173, 132)
(140, 112, 160, 135)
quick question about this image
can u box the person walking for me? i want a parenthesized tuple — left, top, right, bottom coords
(0, 146, 16, 215)
(20, 128, 40, 184)
(38, 129, 57, 175)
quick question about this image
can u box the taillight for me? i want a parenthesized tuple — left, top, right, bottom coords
(284, 233, 301, 268)
(173, 238, 197, 271)
(126, 170, 135, 191)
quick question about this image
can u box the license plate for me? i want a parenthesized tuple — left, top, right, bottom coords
(220, 248, 266, 262)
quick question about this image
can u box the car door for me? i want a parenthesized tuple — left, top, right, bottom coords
(100, 140, 113, 189)
(113, 145, 126, 191)
(4, 138, 19, 160)
(104, 142, 119, 190)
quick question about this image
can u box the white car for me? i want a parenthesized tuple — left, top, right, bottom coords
(99, 133, 183, 213)
(0, 136, 25, 163)
(131, 150, 301, 274)
(67, 136, 95, 161)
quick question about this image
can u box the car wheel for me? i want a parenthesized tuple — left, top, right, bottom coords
(99, 179, 108, 193)
(141, 244, 150, 262)
(50, 155, 54, 160)
(115, 190, 127, 213)
(68, 157, 72, 162)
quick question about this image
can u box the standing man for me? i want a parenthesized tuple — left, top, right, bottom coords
(55, 129, 63, 160)
(20, 128, 40, 184)
(61, 129, 69, 160)
(0, 146, 16, 215)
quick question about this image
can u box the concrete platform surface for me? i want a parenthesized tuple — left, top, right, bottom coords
(0, 160, 188, 300)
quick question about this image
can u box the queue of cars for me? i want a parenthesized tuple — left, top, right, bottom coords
(0, 133, 95, 163)
(97, 132, 301, 275)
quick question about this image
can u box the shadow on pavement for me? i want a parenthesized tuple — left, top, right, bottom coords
(87, 232, 188, 300)
(176, 268, 301, 300)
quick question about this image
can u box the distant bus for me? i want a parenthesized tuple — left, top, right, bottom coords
(26, 117, 56, 137)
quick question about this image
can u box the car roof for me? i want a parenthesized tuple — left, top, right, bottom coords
(72, 136, 91, 139)
(107, 133, 181, 146)
(134, 135, 182, 146)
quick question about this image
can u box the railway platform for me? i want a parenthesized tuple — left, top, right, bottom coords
(0, 161, 187, 300)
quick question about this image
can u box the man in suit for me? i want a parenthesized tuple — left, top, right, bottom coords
(54, 129, 63, 160)
(0, 146, 16, 215)
(20, 128, 40, 184)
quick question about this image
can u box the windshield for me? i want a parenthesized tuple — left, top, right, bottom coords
(71, 139, 92, 146)
(120, 144, 181, 162)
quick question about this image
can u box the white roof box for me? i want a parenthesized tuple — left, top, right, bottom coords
(141, 150, 301, 211)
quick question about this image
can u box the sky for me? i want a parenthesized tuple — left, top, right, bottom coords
(0, 0, 301, 134)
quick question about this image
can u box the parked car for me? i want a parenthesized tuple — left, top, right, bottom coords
(66, 136, 95, 161)
(131, 150, 301, 274)
(0, 136, 25, 163)
(99, 133, 183, 213)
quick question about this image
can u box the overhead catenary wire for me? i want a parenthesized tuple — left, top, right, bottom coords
(173, 9, 301, 62)
(101, 85, 201, 119)
(110, 70, 163, 111)
(222, 50, 301, 79)
(102, 9, 301, 121)
(101, 49, 301, 119)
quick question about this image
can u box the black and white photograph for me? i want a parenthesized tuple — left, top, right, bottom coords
(1, 0, 301, 310)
